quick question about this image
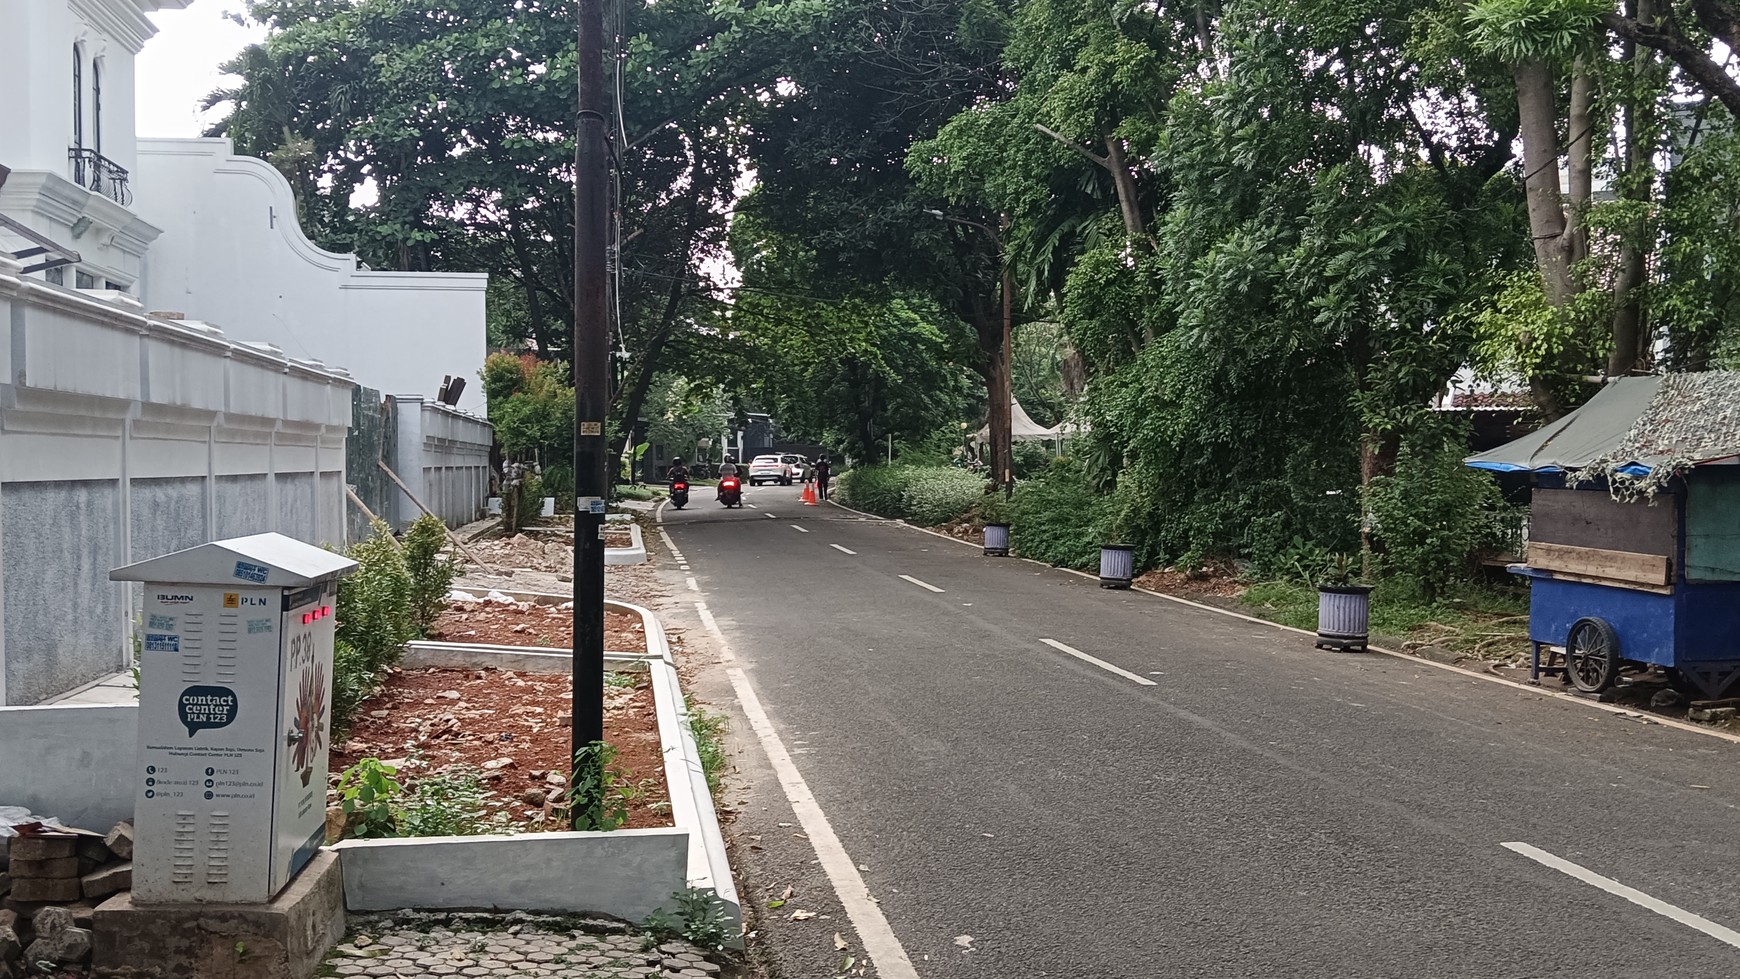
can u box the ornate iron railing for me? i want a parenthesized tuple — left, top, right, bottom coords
(67, 147, 132, 206)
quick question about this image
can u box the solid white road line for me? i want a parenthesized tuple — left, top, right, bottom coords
(685, 577, 698, 592)
(1039, 638, 1158, 686)
(790, 525, 810, 533)
(693, 602, 919, 979)
(1501, 842, 1740, 950)
(898, 574, 943, 593)
(656, 528, 683, 562)
(831, 544, 857, 555)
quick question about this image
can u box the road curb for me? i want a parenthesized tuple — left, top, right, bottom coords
(832, 504, 1740, 747)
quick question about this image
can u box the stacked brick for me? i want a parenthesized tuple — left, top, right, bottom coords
(0, 823, 132, 978)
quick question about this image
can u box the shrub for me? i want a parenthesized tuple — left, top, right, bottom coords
(336, 520, 419, 674)
(330, 639, 373, 738)
(1367, 433, 1508, 600)
(835, 464, 984, 525)
(1007, 459, 1114, 569)
(899, 467, 984, 525)
(402, 515, 459, 636)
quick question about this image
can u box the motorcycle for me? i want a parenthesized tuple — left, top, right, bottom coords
(670, 480, 689, 510)
(718, 475, 743, 508)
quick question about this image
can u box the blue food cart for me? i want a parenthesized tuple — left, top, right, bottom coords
(1466, 374, 1740, 698)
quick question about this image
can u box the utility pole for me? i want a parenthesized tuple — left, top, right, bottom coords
(998, 213, 1013, 498)
(571, 0, 609, 827)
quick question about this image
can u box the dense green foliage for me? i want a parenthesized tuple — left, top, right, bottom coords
(835, 465, 987, 525)
(403, 515, 460, 636)
(1006, 460, 1117, 568)
(1367, 433, 1513, 600)
(332, 520, 453, 735)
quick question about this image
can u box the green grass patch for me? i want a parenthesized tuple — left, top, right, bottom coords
(685, 697, 728, 796)
(1239, 578, 1530, 658)
(613, 485, 665, 501)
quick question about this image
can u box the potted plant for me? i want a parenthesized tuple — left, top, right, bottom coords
(1314, 554, 1372, 651)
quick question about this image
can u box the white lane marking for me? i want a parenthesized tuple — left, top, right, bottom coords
(765, 513, 776, 520)
(656, 528, 683, 563)
(1038, 638, 1158, 686)
(1501, 842, 1740, 950)
(746, 503, 758, 509)
(680, 565, 691, 571)
(898, 574, 943, 593)
(655, 498, 669, 524)
(693, 602, 918, 979)
(685, 577, 698, 592)
(790, 525, 810, 533)
(831, 544, 857, 555)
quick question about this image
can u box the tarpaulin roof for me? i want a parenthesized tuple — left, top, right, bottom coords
(974, 399, 1063, 442)
(1465, 372, 1740, 475)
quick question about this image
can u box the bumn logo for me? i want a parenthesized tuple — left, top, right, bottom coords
(154, 593, 195, 605)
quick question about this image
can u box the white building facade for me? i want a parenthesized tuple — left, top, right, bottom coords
(0, 0, 494, 703)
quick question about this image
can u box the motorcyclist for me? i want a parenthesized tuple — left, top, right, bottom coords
(667, 456, 690, 485)
(716, 458, 740, 502)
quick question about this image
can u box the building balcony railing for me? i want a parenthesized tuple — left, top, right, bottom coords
(67, 147, 132, 206)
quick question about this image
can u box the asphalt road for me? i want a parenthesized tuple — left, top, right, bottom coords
(660, 486, 1740, 979)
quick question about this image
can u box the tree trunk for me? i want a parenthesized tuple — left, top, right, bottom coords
(1358, 430, 1399, 581)
(1565, 63, 1595, 265)
(1103, 135, 1146, 240)
(1513, 60, 1573, 418)
(1611, 0, 1656, 377)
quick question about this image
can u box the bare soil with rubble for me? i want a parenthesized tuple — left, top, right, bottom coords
(331, 666, 671, 831)
(432, 599, 646, 652)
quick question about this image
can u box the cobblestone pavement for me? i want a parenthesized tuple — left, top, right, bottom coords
(321, 912, 725, 979)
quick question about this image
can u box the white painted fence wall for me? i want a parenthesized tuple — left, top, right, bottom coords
(391, 396, 493, 529)
(0, 255, 353, 705)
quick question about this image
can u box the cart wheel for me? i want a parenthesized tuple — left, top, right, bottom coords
(1566, 617, 1620, 693)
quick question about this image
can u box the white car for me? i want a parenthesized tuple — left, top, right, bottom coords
(782, 454, 810, 481)
(748, 454, 791, 485)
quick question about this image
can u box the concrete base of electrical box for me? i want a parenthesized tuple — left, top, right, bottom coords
(89, 850, 345, 979)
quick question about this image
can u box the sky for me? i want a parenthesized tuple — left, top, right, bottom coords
(136, 4, 263, 139)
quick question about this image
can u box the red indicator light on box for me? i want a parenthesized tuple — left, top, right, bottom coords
(303, 613, 313, 624)
(321, 606, 332, 619)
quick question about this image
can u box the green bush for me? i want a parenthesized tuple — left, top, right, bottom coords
(1367, 433, 1508, 600)
(337, 520, 419, 674)
(396, 766, 505, 837)
(403, 515, 459, 636)
(330, 639, 373, 738)
(835, 464, 984, 525)
(1007, 458, 1114, 569)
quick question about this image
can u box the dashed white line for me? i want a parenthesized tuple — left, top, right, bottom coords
(1038, 638, 1157, 686)
(830, 544, 857, 555)
(746, 503, 758, 508)
(693, 602, 918, 979)
(790, 525, 810, 533)
(1502, 842, 1740, 950)
(765, 513, 776, 520)
(685, 577, 698, 592)
(898, 574, 943, 593)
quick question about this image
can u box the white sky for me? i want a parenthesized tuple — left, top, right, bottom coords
(136, 4, 262, 138)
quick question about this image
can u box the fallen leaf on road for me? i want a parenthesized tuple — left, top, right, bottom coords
(856, 863, 869, 871)
(834, 933, 847, 951)
(839, 954, 857, 972)
(791, 910, 817, 921)
(777, 822, 793, 828)
(780, 885, 794, 900)
(954, 935, 975, 951)
(766, 900, 786, 909)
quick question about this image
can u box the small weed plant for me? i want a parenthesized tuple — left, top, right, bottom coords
(685, 697, 728, 796)
(335, 758, 403, 838)
(642, 888, 733, 952)
(396, 766, 502, 837)
(566, 741, 639, 831)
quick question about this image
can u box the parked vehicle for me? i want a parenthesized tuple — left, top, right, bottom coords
(718, 474, 743, 507)
(670, 479, 689, 510)
(749, 454, 791, 486)
(783, 454, 810, 482)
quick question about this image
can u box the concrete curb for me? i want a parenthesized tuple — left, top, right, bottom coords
(605, 523, 648, 566)
(336, 597, 743, 940)
(840, 502, 1740, 748)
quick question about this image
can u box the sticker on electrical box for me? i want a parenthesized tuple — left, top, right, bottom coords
(144, 633, 181, 653)
(147, 613, 176, 631)
(233, 561, 269, 583)
(246, 618, 274, 635)
(178, 685, 238, 737)
(223, 593, 240, 608)
(589, 499, 607, 515)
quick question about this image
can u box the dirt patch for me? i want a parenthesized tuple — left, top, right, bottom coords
(1133, 565, 1247, 600)
(433, 599, 646, 653)
(331, 666, 670, 830)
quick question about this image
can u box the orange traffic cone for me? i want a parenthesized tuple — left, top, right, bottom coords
(801, 482, 818, 506)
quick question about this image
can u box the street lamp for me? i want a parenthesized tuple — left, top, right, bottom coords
(928, 208, 1014, 496)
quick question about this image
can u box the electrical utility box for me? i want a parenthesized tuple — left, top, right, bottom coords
(111, 533, 356, 905)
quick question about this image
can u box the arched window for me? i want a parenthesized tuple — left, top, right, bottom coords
(92, 59, 102, 159)
(71, 45, 83, 151)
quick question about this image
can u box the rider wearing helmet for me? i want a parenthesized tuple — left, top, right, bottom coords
(667, 456, 690, 484)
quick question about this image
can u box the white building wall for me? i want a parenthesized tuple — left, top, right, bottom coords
(133, 138, 489, 414)
(389, 398, 494, 529)
(0, 255, 352, 705)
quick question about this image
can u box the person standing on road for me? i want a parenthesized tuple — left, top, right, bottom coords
(814, 454, 832, 501)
